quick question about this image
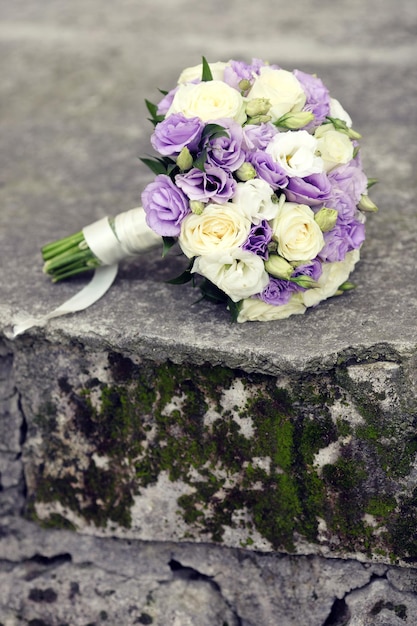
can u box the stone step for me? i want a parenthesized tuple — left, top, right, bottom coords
(1, 0, 417, 623)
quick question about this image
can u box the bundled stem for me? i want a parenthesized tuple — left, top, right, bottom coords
(42, 231, 101, 282)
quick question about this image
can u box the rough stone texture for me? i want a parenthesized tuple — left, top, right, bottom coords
(7, 338, 417, 566)
(2, 517, 417, 626)
(1, 0, 417, 623)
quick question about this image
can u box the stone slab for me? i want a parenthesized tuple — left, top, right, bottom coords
(0, 1, 416, 374)
(1, 0, 417, 623)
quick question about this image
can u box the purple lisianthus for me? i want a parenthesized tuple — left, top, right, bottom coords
(258, 277, 300, 306)
(285, 173, 333, 208)
(141, 174, 190, 237)
(205, 118, 245, 172)
(223, 58, 273, 90)
(151, 113, 204, 157)
(248, 151, 288, 190)
(242, 219, 273, 259)
(243, 123, 278, 151)
(319, 219, 366, 263)
(156, 87, 178, 115)
(175, 164, 236, 203)
(327, 161, 368, 222)
(293, 259, 323, 287)
(293, 69, 331, 128)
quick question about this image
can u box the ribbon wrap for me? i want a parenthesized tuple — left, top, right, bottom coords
(8, 207, 161, 338)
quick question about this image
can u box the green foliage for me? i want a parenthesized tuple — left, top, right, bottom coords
(201, 56, 213, 81)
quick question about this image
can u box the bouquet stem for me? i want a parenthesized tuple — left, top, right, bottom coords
(42, 231, 101, 282)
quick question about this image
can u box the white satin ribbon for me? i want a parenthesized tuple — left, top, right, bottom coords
(8, 207, 161, 338)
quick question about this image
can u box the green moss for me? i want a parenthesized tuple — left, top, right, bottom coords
(389, 487, 417, 559)
(29, 352, 416, 560)
(365, 497, 397, 518)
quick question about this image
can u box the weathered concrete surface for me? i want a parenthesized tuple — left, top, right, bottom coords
(1, 0, 417, 623)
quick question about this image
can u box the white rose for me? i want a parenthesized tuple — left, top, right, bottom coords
(329, 97, 352, 127)
(315, 128, 354, 172)
(246, 67, 306, 122)
(179, 203, 251, 258)
(302, 249, 360, 308)
(237, 292, 306, 322)
(166, 80, 246, 124)
(266, 130, 324, 178)
(232, 179, 277, 224)
(271, 201, 325, 262)
(178, 61, 229, 84)
(192, 249, 269, 302)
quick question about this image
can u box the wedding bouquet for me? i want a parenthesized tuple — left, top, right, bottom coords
(42, 57, 378, 323)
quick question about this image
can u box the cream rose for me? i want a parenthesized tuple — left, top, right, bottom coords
(315, 127, 354, 172)
(266, 130, 324, 178)
(301, 249, 360, 308)
(178, 61, 229, 84)
(166, 80, 246, 124)
(179, 203, 251, 258)
(232, 179, 277, 223)
(192, 249, 269, 302)
(246, 67, 306, 122)
(271, 201, 325, 262)
(237, 292, 306, 322)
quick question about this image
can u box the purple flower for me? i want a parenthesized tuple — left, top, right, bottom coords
(242, 220, 273, 259)
(243, 123, 278, 151)
(285, 173, 333, 207)
(248, 151, 288, 190)
(319, 219, 366, 263)
(156, 87, 178, 115)
(205, 118, 245, 172)
(293, 259, 323, 286)
(175, 165, 236, 203)
(293, 70, 331, 128)
(151, 114, 204, 157)
(327, 161, 368, 222)
(141, 174, 190, 237)
(258, 277, 299, 305)
(224, 58, 273, 90)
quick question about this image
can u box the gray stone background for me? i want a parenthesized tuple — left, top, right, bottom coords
(1, 0, 417, 624)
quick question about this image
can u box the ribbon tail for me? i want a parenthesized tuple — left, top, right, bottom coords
(9, 264, 119, 338)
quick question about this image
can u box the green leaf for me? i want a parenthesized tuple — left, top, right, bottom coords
(166, 261, 194, 285)
(193, 149, 207, 172)
(140, 157, 168, 175)
(158, 88, 169, 96)
(162, 236, 177, 258)
(201, 123, 229, 141)
(367, 178, 378, 189)
(201, 56, 213, 82)
(145, 99, 158, 118)
(199, 279, 227, 303)
(145, 99, 165, 125)
(227, 298, 242, 323)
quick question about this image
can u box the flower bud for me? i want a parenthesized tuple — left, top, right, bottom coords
(235, 162, 257, 181)
(189, 200, 205, 215)
(176, 147, 193, 171)
(247, 114, 272, 125)
(325, 116, 362, 139)
(275, 111, 315, 130)
(290, 275, 319, 289)
(358, 194, 378, 212)
(246, 98, 271, 118)
(337, 280, 356, 292)
(314, 207, 338, 232)
(238, 79, 252, 94)
(264, 254, 294, 280)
